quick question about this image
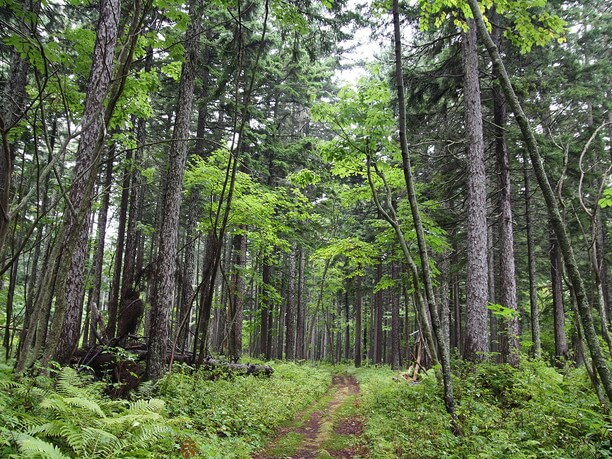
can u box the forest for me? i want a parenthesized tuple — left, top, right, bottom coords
(0, 0, 610, 457)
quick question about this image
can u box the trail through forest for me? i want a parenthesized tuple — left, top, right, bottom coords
(255, 374, 366, 459)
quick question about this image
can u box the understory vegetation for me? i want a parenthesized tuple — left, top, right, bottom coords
(0, 361, 332, 458)
(1, 359, 609, 458)
(354, 360, 611, 459)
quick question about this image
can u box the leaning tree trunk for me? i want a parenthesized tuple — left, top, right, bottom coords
(146, 0, 204, 381)
(40, 0, 121, 367)
(392, 0, 458, 430)
(467, 0, 612, 404)
(462, 19, 489, 362)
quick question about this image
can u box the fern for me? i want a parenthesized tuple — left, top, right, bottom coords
(2, 366, 178, 458)
(27, 421, 66, 438)
(54, 368, 86, 398)
(80, 427, 123, 458)
(15, 433, 70, 459)
(128, 398, 166, 414)
(62, 397, 106, 418)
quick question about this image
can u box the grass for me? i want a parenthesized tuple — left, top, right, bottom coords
(269, 431, 305, 457)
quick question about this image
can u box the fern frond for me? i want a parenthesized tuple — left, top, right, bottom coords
(62, 397, 105, 418)
(81, 427, 123, 458)
(128, 398, 165, 414)
(55, 368, 87, 398)
(15, 432, 70, 459)
(39, 396, 69, 415)
(27, 420, 66, 438)
(59, 423, 84, 453)
(0, 376, 18, 391)
(99, 412, 164, 430)
(131, 424, 173, 447)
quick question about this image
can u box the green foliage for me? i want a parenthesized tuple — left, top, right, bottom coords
(312, 237, 378, 276)
(0, 362, 333, 458)
(487, 302, 520, 321)
(155, 361, 333, 457)
(184, 149, 313, 255)
(599, 188, 612, 208)
(354, 360, 610, 458)
(0, 367, 173, 458)
(419, 0, 566, 53)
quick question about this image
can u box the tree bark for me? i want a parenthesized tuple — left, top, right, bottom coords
(107, 148, 133, 339)
(462, 20, 489, 362)
(260, 261, 272, 359)
(40, 0, 121, 367)
(392, 0, 457, 429)
(550, 227, 568, 364)
(85, 156, 113, 346)
(146, 0, 204, 380)
(285, 244, 297, 360)
(467, 0, 612, 403)
(227, 231, 246, 362)
(391, 263, 401, 370)
(373, 263, 383, 364)
(0, 0, 34, 255)
(296, 248, 306, 360)
(354, 275, 362, 368)
(523, 156, 541, 357)
(491, 26, 520, 366)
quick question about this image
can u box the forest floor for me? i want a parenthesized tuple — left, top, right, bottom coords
(254, 374, 367, 459)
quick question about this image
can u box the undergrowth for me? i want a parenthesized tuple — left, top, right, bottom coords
(0, 361, 332, 458)
(353, 359, 611, 459)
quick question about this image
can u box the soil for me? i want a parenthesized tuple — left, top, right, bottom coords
(254, 374, 366, 459)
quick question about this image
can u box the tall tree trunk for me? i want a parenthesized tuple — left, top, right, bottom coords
(0, 0, 34, 255)
(391, 263, 401, 370)
(227, 231, 246, 362)
(467, 0, 612, 403)
(373, 263, 383, 364)
(3, 256, 19, 358)
(260, 261, 272, 359)
(437, 254, 451, 353)
(285, 244, 297, 360)
(85, 156, 113, 346)
(550, 227, 568, 365)
(343, 287, 350, 361)
(146, 0, 203, 380)
(354, 275, 363, 368)
(392, 0, 457, 429)
(523, 156, 541, 357)
(121, 46, 152, 299)
(40, 0, 121, 367)
(492, 24, 520, 366)
(106, 147, 133, 339)
(462, 20, 489, 362)
(296, 248, 306, 360)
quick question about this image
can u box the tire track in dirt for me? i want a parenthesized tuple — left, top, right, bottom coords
(254, 374, 365, 459)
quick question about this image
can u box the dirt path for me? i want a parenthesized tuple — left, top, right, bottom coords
(254, 374, 366, 459)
